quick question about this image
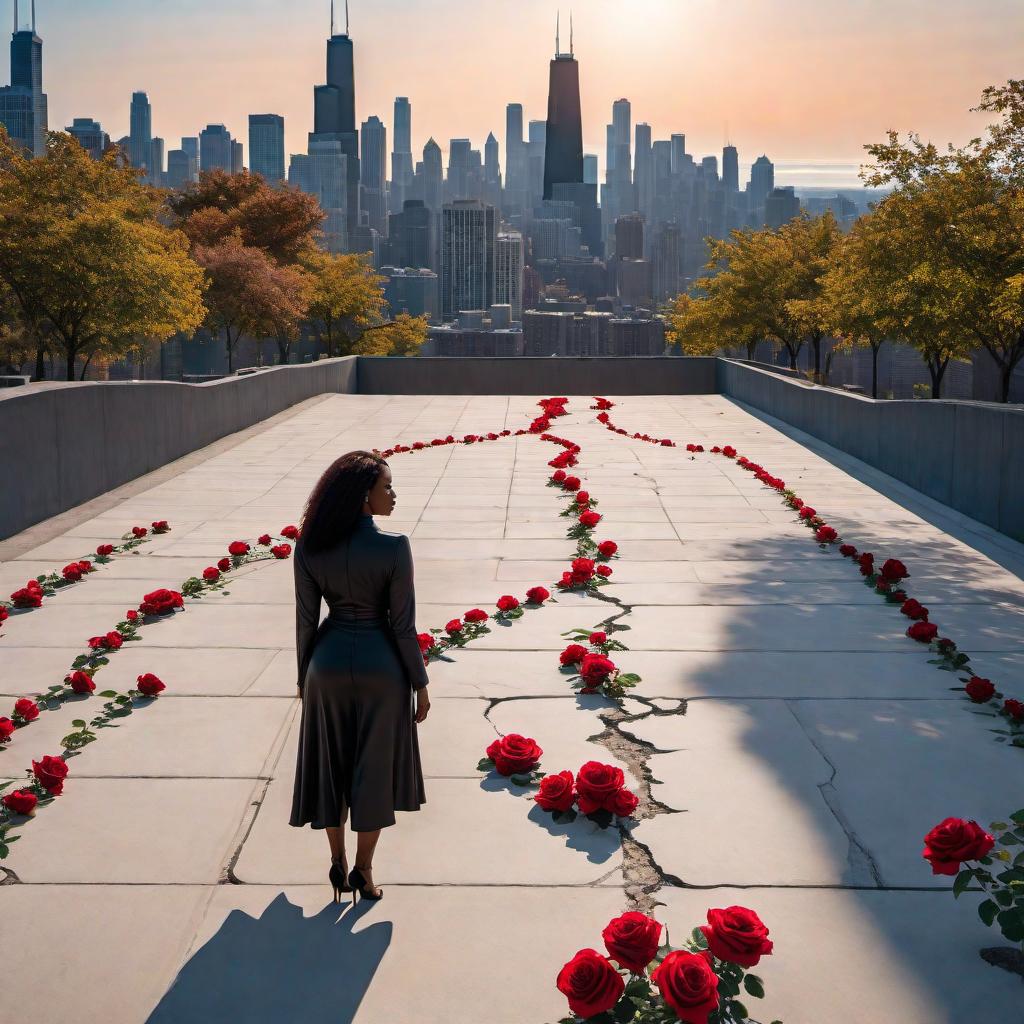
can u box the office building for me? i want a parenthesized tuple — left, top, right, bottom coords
(128, 91, 152, 176)
(749, 155, 775, 209)
(440, 199, 497, 320)
(290, 138, 348, 252)
(167, 148, 196, 190)
(381, 266, 439, 321)
(249, 113, 285, 182)
(0, 0, 47, 158)
(765, 185, 800, 228)
(149, 136, 165, 186)
(360, 114, 388, 235)
(391, 97, 413, 211)
(543, 15, 584, 200)
(428, 308, 524, 356)
(200, 124, 235, 173)
(504, 102, 525, 200)
(523, 309, 665, 356)
(66, 117, 108, 159)
(722, 145, 739, 192)
(388, 199, 435, 269)
(496, 230, 524, 321)
(615, 213, 644, 259)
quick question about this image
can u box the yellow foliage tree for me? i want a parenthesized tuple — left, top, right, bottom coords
(303, 250, 389, 357)
(354, 313, 429, 357)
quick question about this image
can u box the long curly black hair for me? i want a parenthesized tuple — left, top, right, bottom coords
(300, 451, 389, 554)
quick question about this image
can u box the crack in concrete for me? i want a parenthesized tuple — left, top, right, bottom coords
(223, 778, 272, 885)
(784, 700, 884, 888)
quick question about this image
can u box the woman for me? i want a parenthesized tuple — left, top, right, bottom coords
(289, 450, 430, 905)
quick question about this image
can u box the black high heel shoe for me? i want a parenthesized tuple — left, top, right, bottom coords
(348, 865, 384, 904)
(329, 860, 353, 903)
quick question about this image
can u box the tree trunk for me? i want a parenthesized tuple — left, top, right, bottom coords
(928, 356, 949, 400)
(79, 353, 93, 380)
(786, 344, 798, 370)
(65, 346, 76, 381)
(225, 328, 234, 373)
(871, 343, 880, 400)
(276, 338, 290, 365)
(33, 344, 45, 382)
(812, 336, 821, 377)
(745, 340, 757, 361)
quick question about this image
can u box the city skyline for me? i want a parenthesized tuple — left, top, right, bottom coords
(23, 0, 1022, 188)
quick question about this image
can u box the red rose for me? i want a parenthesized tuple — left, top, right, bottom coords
(858, 552, 875, 576)
(576, 490, 591, 504)
(596, 564, 613, 578)
(445, 618, 463, 634)
(203, 567, 220, 582)
(0, 717, 14, 742)
(602, 912, 662, 973)
(485, 733, 543, 776)
(880, 558, 909, 582)
(271, 544, 292, 559)
(228, 541, 250, 557)
(281, 525, 300, 540)
(11, 584, 43, 608)
(32, 755, 69, 795)
(136, 673, 166, 697)
(722, 445, 736, 457)
(660, 438, 673, 446)
(66, 670, 95, 694)
(901, 598, 928, 620)
(597, 540, 618, 558)
(556, 949, 624, 1020)
(907, 621, 938, 643)
(0, 606, 6, 623)
(651, 950, 719, 1024)
(563, 476, 581, 491)
(62, 563, 84, 582)
(139, 589, 184, 616)
(589, 631, 607, 646)
(579, 653, 616, 693)
(1003, 699, 1024, 722)
(464, 608, 488, 623)
(526, 586, 550, 604)
(922, 817, 995, 875)
(78, 560, 93, 574)
(575, 761, 627, 815)
(579, 510, 602, 528)
(258, 534, 272, 547)
(151, 520, 170, 533)
(132, 526, 148, 538)
(551, 470, 567, 484)
(560, 644, 588, 666)
(815, 526, 838, 543)
(126, 609, 139, 622)
(496, 595, 520, 612)
(964, 677, 995, 703)
(417, 633, 433, 654)
(2, 789, 37, 815)
(106, 630, 124, 649)
(96, 543, 114, 557)
(798, 506, 816, 520)
(557, 571, 575, 589)
(571, 558, 596, 579)
(14, 697, 39, 722)
(700, 906, 774, 967)
(534, 770, 576, 812)
(609, 787, 639, 818)
(215, 558, 230, 573)
(839, 544, 857, 558)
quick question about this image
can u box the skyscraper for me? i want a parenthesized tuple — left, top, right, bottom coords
(199, 124, 234, 173)
(583, 154, 598, 185)
(722, 145, 739, 192)
(0, 0, 47, 158)
(634, 122, 652, 221)
(388, 199, 435, 269)
(309, 12, 360, 248)
(150, 137, 165, 186)
(421, 137, 443, 212)
(231, 139, 244, 174)
(440, 199, 497, 320)
(391, 97, 413, 211)
(128, 91, 152, 177)
(167, 149, 196, 190)
(66, 118, 108, 160)
(505, 102, 525, 201)
(360, 115, 388, 235)
(495, 230, 524, 320)
(749, 155, 775, 209)
(543, 15, 584, 200)
(249, 113, 285, 182)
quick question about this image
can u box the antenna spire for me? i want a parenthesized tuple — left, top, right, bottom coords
(570, 10, 573, 56)
(555, 11, 559, 57)
(31, 0, 35, 31)
(345, 0, 350, 34)
(13, 0, 17, 34)
(330, 0, 334, 34)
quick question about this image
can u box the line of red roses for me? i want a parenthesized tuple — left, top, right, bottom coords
(559, 628, 641, 699)
(921, 811, 1024, 959)
(589, 399, 1024, 750)
(0, 529, 294, 861)
(0, 521, 171, 632)
(556, 905, 777, 1024)
(477, 733, 639, 830)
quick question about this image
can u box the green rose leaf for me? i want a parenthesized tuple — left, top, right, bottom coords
(952, 868, 974, 898)
(979, 899, 999, 927)
(743, 974, 765, 999)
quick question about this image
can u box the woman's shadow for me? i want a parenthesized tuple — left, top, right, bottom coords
(147, 893, 391, 1024)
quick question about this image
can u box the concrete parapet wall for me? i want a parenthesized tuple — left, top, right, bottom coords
(356, 356, 717, 395)
(717, 358, 1024, 541)
(0, 358, 358, 539)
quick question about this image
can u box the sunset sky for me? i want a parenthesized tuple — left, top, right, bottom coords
(21, 0, 1024, 187)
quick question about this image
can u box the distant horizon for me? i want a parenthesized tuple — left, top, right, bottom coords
(14, 0, 1020, 189)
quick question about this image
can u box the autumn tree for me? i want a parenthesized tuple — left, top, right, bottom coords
(303, 250, 388, 357)
(355, 313, 429, 357)
(862, 86, 1024, 401)
(665, 292, 760, 359)
(0, 131, 206, 380)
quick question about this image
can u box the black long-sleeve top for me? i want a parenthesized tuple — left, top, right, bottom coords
(293, 516, 430, 692)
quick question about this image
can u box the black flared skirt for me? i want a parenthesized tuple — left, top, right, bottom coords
(289, 619, 425, 832)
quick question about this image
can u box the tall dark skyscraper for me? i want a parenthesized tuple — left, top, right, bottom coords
(0, 0, 47, 158)
(129, 91, 152, 177)
(722, 145, 739, 192)
(542, 15, 583, 200)
(505, 102, 524, 196)
(391, 97, 413, 211)
(309, 5, 360, 248)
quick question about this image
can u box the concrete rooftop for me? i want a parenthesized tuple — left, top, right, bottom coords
(2, 393, 1023, 1023)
